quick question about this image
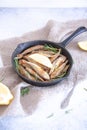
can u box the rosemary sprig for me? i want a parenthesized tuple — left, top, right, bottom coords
(65, 109, 73, 114)
(44, 44, 58, 53)
(14, 57, 19, 72)
(21, 87, 30, 96)
(57, 72, 66, 78)
(54, 72, 66, 79)
(84, 88, 87, 91)
(47, 113, 54, 118)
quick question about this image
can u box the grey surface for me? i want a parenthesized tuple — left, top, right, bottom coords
(0, 8, 87, 40)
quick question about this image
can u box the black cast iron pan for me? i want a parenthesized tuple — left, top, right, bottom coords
(12, 26, 87, 87)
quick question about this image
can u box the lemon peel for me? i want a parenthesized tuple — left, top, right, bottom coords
(78, 41, 87, 51)
(0, 83, 13, 105)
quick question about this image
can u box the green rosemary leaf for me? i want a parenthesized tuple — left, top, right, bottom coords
(54, 72, 66, 80)
(84, 88, 87, 91)
(47, 113, 54, 118)
(44, 44, 58, 53)
(57, 72, 66, 78)
(14, 57, 19, 72)
(21, 87, 30, 96)
(65, 109, 73, 114)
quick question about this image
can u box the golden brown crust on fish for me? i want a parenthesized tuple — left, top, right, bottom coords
(49, 56, 66, 75)
(19, 59, 50, 80)
(15, 44, 70, 82)
(18, 65, 35, 80)
(17, 45, 44, 59)
(50, 60, 68, 79)
(50, 49, 61, 62)
(25, 67, 44, 81)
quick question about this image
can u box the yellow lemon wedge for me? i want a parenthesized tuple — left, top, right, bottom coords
(29, 53, 52, 68)
(78, 41, 87, 51)
(0, 83, 13, 105)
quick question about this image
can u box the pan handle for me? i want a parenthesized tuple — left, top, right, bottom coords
(61, 26, 87, 47)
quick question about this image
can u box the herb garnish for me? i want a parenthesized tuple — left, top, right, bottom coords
(44, 44, 58, 53)
(84, 88, 87, 91)
(65, 109, 73, 114)
(47, 113, 54, 118)
(21, 87, 30, 96)
(14, 57, 19, 72)
(57, 72, 66, 78)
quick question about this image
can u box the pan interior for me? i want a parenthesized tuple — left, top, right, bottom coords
(12, 40, 73, 87)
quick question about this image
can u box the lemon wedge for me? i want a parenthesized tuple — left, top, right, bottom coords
(0, 83, 13, 105)
(29, 53, 52, 68)
(78, 41, 87, 51)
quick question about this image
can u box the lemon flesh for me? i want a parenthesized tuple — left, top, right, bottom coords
(0, 83, 13, 105)
(29, 53, 52, 68)
(78, 41, 87, 51)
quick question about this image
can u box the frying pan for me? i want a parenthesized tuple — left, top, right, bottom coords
(12, 26, 87, 87)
